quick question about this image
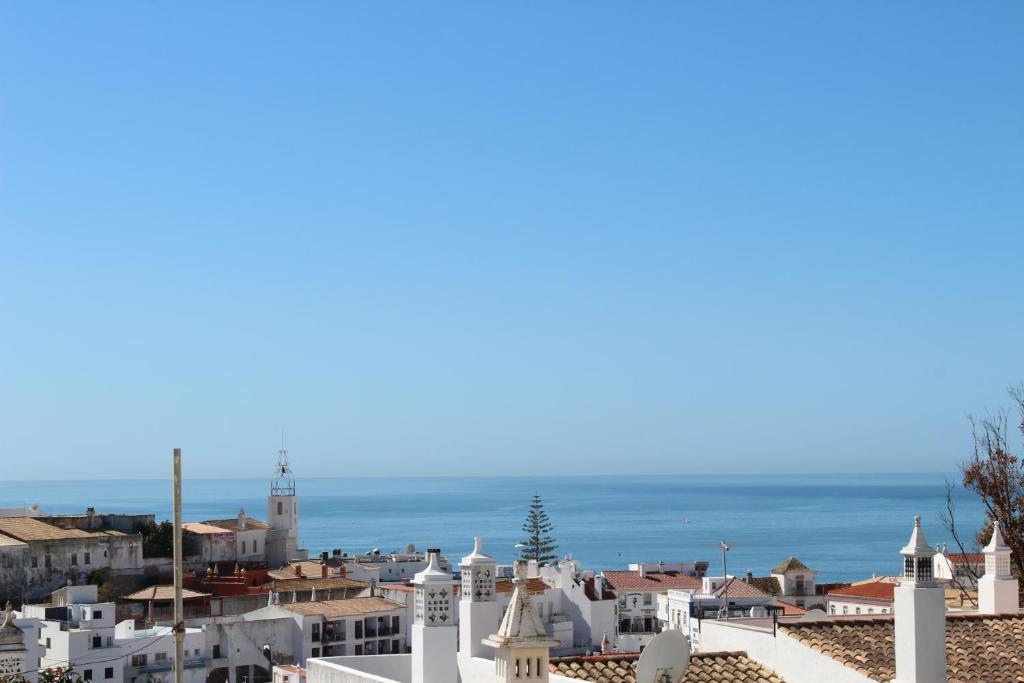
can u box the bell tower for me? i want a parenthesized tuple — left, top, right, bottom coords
(266, 437, 304, 567)
(460, 537, 500, 659)
(894, 516, 946, 683)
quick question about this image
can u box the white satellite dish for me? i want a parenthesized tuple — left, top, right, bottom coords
(635, 629, 690, 683)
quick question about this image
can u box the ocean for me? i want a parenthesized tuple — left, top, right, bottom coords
(1, 474, 984, 583)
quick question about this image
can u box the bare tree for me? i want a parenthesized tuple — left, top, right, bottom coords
(956, 384, 1024, 592)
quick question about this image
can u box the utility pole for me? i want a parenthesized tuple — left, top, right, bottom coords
(721, 541, 730, 621)
(173, 448, 184, 683)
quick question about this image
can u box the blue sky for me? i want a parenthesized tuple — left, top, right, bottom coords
(1, 3, 1022, 479)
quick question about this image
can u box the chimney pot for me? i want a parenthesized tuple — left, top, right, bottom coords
(321, 564, 328, 579)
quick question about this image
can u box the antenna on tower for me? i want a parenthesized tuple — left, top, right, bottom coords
(271, 430, 295, 496)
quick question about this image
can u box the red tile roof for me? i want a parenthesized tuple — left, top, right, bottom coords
(775, 600, 807, 616)
(946, 553, 984, 565)
(495, 578, 549, 595)
(549, 651, 789, 682)
(602, 571, 701, 591)
(715, 577, 770, 599)
(827, 579, 895, 602)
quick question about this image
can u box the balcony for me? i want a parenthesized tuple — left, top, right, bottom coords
(135, 658, 206, 673)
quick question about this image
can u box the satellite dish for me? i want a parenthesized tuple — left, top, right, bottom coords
(635, 629, 690, 683)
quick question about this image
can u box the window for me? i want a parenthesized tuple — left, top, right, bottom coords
(795, 575, 805, 593)
(46, 638, 51, 649)
(131, 655, 148, 668)
(71, 553, 78, 566)
(212, 645, 221, 659)
(93, 635, 102, 648)
(391, 616, 399, 633)
(355, 621, 363, 639)
(842, 606, 849, 615)
(45, 554, 51, 569)
(392, 639, 400, 653)
(31, 556, 38, 569)
(242, 541, 247, 554)
(311, 623, 320, 642)
(515, 659, 521, 677)
(83, 670, 92, 681)
(85, 552, 91, 565)
(253, 540, 258, 553)
(155, 652, 168, 662)
(855, 607, 861, 615)
(830, 606, 836, 615)
(643, 593, 653, 606)
(354, 645, 362, 656)
(93, 610, 102, 620)
(105, 668, 114, 679)
(277, 502, 284, 515)
(311, 648, 320, 658)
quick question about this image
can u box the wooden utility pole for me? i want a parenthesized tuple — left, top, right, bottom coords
(173, 448, 184, 683)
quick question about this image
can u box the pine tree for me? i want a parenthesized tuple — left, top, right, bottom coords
(519, 494, 558, 564)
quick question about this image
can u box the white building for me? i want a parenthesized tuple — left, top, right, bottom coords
(116, 620, 207, 683)
(658, 575, 775, 649)
(28, 585, 124, 683)
(25, 584, 206, 683)
(825, 577, 895, 616)
(0, 518, 144, 603)
(600, 565, 702, 649)
(933, 546, 984, 590)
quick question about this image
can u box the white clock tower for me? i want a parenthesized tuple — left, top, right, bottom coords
(266, 442, 306, 567)
(412, 550, 457, 683)
(460, 536, 500, 659)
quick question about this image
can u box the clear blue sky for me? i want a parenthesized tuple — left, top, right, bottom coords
(2, 3, 1022, 480)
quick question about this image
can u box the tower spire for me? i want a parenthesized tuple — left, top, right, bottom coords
(271, 432, 295, 496)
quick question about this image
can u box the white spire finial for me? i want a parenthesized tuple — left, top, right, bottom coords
(473, 537, 483, 555)
(985, 520, 1010, 553)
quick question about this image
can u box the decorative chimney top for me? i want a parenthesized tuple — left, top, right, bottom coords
(484, 561, 558, 647)
(899, 516, 936, 586)
(413, 551, 453, 627)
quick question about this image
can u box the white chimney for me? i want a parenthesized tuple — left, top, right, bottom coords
(638, 564, 647, 578)
(412, 551, 457, 683)
(978, 520, 1019, 614)
(894, 516, 946, 683)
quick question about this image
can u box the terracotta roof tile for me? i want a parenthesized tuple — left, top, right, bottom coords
(714, 577, 770, 599)
(495, 578, 549, 595)
(0, 518, 96, 541)
(204, 518, 270, 531)
(826, 579, 895, 602)
(270, 577, 367, 592)
(124, 586, 210, 601)
(549, 652, 788, 682)
(772, 557, 812, 574)
(781, 613, 1024, 682)
(602, 571, 701, 591)
(279, 597, 403, 618)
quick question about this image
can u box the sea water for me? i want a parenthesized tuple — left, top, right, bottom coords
(2, 473, 984, 582)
